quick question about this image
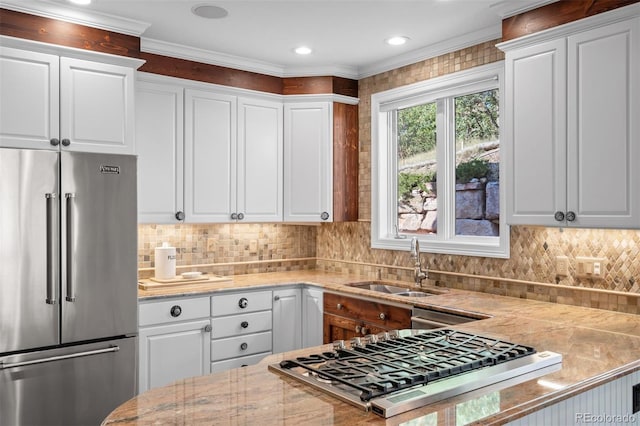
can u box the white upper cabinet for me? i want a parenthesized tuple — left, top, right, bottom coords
(237, 97, 283, 222)
(136, 78, 184, 223)
(183, 87, 283, 223)
(0, 47, 59, 150)
(184, 89, 237, 223)
(60, 57, 135, 154)
(284, 101, 333, 222)
(0, 43, 140, 154)
(500, 8, 639, 228)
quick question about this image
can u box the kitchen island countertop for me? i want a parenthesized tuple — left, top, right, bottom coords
(103, 270, 640, 425)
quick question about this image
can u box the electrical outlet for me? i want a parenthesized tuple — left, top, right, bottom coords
(556, 256, 569, 277)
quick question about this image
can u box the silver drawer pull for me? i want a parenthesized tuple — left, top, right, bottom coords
(240, 342, 248, 351)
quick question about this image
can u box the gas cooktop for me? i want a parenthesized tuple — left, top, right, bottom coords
(269, 329, 562, 418)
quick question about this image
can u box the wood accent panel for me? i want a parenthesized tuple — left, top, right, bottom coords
(139, 52, 283, 94)
(0, 8, 140, 58)
(332, 76, 358, 98)
(333, 102, 359, 222)
(283, 76, 333, 95)
(502, 0, 640, 42)
(283, 76, 358, 97)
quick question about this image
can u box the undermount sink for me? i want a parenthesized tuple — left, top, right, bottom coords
(345, 281, 444, 297)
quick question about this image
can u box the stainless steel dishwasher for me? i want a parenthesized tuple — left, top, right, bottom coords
(411, 306, 488, 329)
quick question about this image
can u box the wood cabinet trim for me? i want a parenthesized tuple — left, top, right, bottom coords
(502, 0, 640, 42)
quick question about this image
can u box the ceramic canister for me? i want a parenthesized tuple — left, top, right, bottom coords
(155, 242, 176, 279)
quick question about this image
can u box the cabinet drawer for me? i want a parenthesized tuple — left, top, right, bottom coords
(139, 296, 210, 326)
(210, 352, 270, 373)
(323, 293, 411, 330)
(211, 310, 272, 339)
(211, 331, 272, 361)
(211, 290, 272, 316)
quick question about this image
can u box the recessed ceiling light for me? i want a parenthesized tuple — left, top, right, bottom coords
(192, 4, 229, 19)
(294, 46, 312, 55)
(386, 36, 409, 46)
(69, 0, 91, 4)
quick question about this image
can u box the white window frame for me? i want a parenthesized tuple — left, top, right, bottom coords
(371, 61, 509, 258)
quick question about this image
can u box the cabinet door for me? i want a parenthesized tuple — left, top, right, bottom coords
(0, 47, 59, 150)
(504, 39, 567, 226)
(184, 89, 237, 222)
(567, 17, 640, 228)
(237, 97, 283, 222)
(60, 57, 135, 154)
(272, 288, 301, 353)
(136, 79, 184, 223)
(284, 102, 333, 222)
(139, 319, 211, 393)
(302, 287, 323, 348)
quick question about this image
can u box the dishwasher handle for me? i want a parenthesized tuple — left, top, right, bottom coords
(411, 316, 451, 329)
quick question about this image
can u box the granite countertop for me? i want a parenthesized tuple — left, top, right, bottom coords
(104, 271, 640, 425)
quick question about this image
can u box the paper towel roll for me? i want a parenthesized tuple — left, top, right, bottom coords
(155, 242, 176, 280)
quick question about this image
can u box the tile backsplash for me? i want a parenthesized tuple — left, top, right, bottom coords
(138, 223, 317, 278)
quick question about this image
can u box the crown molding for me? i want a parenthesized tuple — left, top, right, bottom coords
(489, 0, 560, 19)
(357, 24, 501, 79)
(0, 0, 149, 36)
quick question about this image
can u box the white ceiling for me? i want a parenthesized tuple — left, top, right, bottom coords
(2, 0, 556, 79)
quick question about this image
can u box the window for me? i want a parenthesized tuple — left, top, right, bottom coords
(371, 62, 509, 258)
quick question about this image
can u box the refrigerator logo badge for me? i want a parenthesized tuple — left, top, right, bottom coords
(100, 165, 120, 174)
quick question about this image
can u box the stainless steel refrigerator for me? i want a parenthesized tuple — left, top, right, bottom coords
(0, 148, 138, 426)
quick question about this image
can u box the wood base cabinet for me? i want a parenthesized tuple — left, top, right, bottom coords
(322, 293, 411, 344)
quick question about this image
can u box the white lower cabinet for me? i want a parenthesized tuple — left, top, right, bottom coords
(273, 286, 324, 353)
(210, 290, 273, 373)
(138, 296, 211, 393)
(302, 287, 324, 348)
(139, 285, 325, 387)
(272, 288, 302, 353)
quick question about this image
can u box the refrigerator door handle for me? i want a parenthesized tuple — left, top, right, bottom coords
(45, 193, 57, 305)
(65, 193, 76, 302)
(0, 346, 120, 370)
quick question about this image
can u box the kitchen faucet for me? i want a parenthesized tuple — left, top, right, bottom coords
(410, 237, 428, 286)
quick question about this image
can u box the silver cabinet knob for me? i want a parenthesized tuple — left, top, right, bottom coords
(240, 342, 248, 351)
(566, 211, 576, 222)
(170, 305, 182, 317)
(175, 211, 185, 221)
(355, 325, 361, 333)
(50, 138, 60, 146)
(237, 212, 245, 220)
(238, 297, 248, 309)
(203, 324, 212, 333)
(379, 312, 386, 320)
(336, 303, 343, 310)
(241, 321, 249, 329)
(61, 138, 71, 146)
(320, 211, 330, 220)
(274, 295, 280, 301)
(230, 212, 238, 220)
(554, 211, 565, 222)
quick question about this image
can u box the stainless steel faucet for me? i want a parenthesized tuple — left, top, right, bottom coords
(410, 237, 428, 286)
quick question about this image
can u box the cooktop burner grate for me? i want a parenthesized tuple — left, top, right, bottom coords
(278, 329, 536, 402)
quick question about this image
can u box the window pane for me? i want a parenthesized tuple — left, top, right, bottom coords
(454, 89, 500, 236)
(396, 102, 437, 235)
